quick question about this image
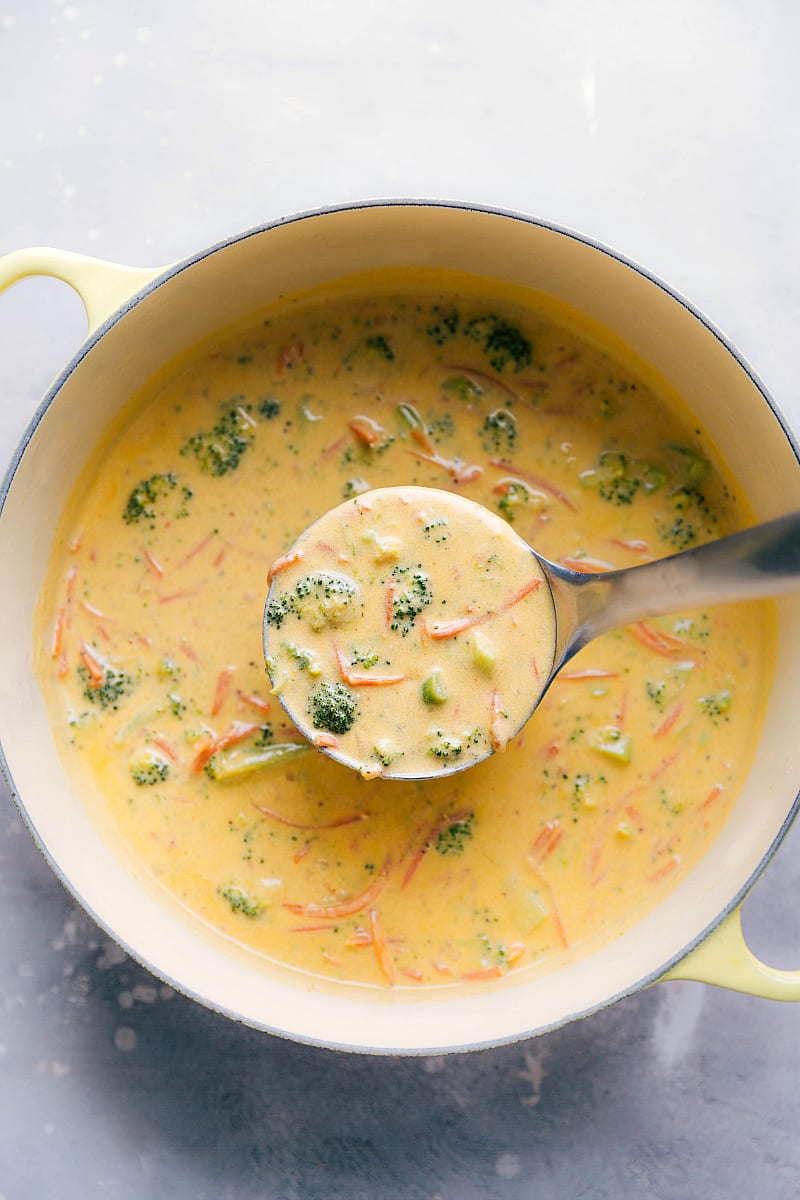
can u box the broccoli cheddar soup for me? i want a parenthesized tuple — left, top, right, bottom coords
(36, 270, 774, 990)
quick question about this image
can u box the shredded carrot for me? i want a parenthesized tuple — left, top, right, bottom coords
(241, 693, 271, 714)
(489, 458, 577, 510)
(211, 666, 236, 716)
(700, 783, 724, 810)
(142, 547, 163, 577)
(558, 668, 619, 681)
(253, 804, 369, 831)
(431, 961, 452, 975)
(408, 446, 483, 485)
(292, 841, 312, 865)
(384, 582, 396, 627)
(283, 860, 391, 919)
(179, 637, 200, 662)
(333, 645, 405, 687)
(321, 952, 342, 968)
(159, 588, 202, 604)
(400, 967, 424, 982)
(529, 819, 563, 865)
(267, 549, 303, 582)
(65, 565, 77, 599)
(346, 928, 373, 948)
(654, 701, 684, 738)
(190, 720, 260, 773)
(177, 533, 215, 568)
(401, 809, 472, 890)
(349, 415, 387, 446)
(648, 854, 680, 883)
(69, 533, 83, 553)
(79, 643, 105, 688)
(586, 787, 646, 880)
(610, 537, 650, 555)
(51, 608, 66, 659)
(150, 734, 179, 763)
(289, 924, 335, 933)
(628, 621, 694, 658)
(213, 544, 229, 568)
(430, 577, 541, 640)
(313, 732, 339, 749)
(276, 341, 304, 372)
(561, 555, 615, 574)
(615, 688, 628, 728)
(650, 749, 682, 781)
(368, 908, 395, 986)
(506, 942, 527, 965)
(461, 965, 504, 981)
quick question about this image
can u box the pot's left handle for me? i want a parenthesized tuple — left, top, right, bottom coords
(662, 906, 800, 999)
(0, 247, 163, 334)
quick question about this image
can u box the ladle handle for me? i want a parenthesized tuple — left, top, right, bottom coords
(552, 509, 800, 660)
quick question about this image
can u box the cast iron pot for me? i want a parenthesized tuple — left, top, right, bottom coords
(1, 201, 799, 1054)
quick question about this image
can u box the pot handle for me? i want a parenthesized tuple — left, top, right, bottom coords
(662, 906, 800, 999)
(0, 247, 162, 333)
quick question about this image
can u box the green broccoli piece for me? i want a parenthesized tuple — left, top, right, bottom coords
(219, 885, 261, 918)
(309, 681, 358, 735)
(294, 572, 360, 631)
(258, 397, 281, 419)
(123, 472, 191, 525)
(426, 307, 460, 344)
(428, 735, 463, 761)
(434, 813, 475, 854)
(390, 566, 433, 636)
(482, 408, 517, 453)
(130, 753, 169, 786)
(465, 315, 532, 372)
(78, 662, 134, 710)
(181, 403, 254, 475)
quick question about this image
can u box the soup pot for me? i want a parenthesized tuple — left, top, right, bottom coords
(1, 201, 799, 1054)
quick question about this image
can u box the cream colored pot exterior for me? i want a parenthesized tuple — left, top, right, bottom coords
(1, 202, 799, 1053)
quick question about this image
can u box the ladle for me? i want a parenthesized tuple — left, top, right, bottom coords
(263, 489, 800, 781)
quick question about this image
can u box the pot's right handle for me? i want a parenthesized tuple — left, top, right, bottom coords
(0, 247, 163, 333)
(662, 906, 800, 999)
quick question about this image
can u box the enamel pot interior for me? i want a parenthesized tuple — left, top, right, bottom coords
(2, 203, 799, 1053)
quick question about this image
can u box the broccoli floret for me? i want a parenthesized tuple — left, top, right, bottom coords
(123, 472, 191, 526)
(363, 334, 395, 360)
(440, 374, 482, 402)
(258, 397, 281, 419)
(253, 723, 274, 747)
(181, 403, 254, 475)
(428, 736, 463, 761)
(78, 663, 134, 710)
(482, 408, 517, 453)
(265, 592, 295, 630)
(389, 566, 433, 636)
(342, 477, 371, 499)
(309, 681, 358, 735)
(130, 753, 169, 786)
(294, 572, 360, 631)
(426, 306, 460, 344)
(434, 813, 474, 854)
(465, 315, 532, 373)
(219, 885, 261, 918)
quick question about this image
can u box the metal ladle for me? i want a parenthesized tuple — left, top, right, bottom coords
(264, 497, 800, 780)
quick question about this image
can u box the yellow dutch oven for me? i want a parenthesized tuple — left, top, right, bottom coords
(1, 201, 799, 1053)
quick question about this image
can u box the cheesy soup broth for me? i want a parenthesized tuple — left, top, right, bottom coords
(36, 272, 772, 990)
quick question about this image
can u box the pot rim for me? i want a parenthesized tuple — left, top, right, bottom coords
(2, 197, 799, 1053)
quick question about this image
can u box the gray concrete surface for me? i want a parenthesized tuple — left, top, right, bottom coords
(1, 3, 800, 1196)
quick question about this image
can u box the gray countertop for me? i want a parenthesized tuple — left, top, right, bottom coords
(2, 3, 800, 1196)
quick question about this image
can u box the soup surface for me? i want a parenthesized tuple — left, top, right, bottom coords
(264, 485, 556, 778)
(36, 270, 772, 990)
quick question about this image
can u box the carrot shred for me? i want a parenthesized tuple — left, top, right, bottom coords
(461, 965, 504, 981)
(333, 645, 405, 687)
(650, 749, 682, 780)
(700, 783, 724, 810)
(150, 734, 179, 763)
(292, 841, 313, 864)
(489, 458, 577, 510)
(51, 608, 66, 659)
(610, 538, 650, 555)
(431, 961, 452, 975)
(369, 908, 395, 986)
(159, 588, 202, 604)
(241, 693, 271, 714)
(346, 928, 373, 948)
(408, 447, 483, 485)
(211, 666, 236, 716)
(253, 804, 369, 831)
(190, 720, 260, 773)
(561, 555, 615, 574)
(267, 549, 303, 582)
(489, 689, 509, 752)
(276, 341, 304, 372)
(283, 860, 391, 919)
(313, 732, 339, 749)
(430, 577, 541, 640)
(177, 533, 214, 568)
(529, 819, 563, 865)
(654, 701, 684, 738)
(648, 854, 681, 883)
(558, 668, 618, 681)
(142, 547, 163, 577)
(65, 565, 77, 600)
(628, 621, 694, 658)
(401, 809, 472, 890)
(79, 643, 105, 688)
(349, 415, 387, 446)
